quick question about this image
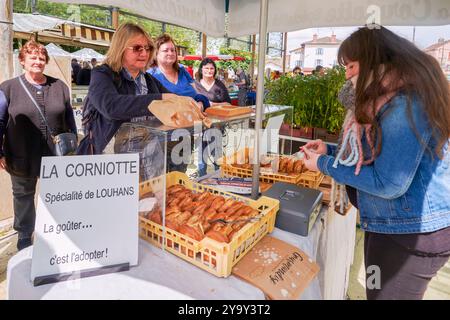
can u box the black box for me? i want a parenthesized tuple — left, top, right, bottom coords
(263, 182, 323, 237)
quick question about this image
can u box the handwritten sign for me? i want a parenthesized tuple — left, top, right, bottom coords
(232, 236, 319, 300)
(31, 154, 139, 285)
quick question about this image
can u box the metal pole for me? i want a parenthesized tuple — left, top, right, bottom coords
(282, 32, 287, 74)
(0, 0, 14, 84)
(202, 33, 207, 58)
(31, 0, 38, 14)
(112, 7, 119, 30)
(251, 0, 268, 199)
(250, 34, 256, 86)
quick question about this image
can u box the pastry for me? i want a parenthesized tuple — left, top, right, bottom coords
(285, 159, 295, 173)
(192, 203, 208, 216)
(210, 196, 225, 211)
(179, 224, 204, 241)
(205, 230, 229, 243)
(294, 159, 304, 173)
(218, 198, 235, 212)
(149, 210, 162, 225)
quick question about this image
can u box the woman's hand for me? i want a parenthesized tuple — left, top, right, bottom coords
(0, 158, 6, 171)
(302, 139, 327, 155)
(302, 148, 321, 172)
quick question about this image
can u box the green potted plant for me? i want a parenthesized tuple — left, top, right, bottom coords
(265, 66, 346, 142)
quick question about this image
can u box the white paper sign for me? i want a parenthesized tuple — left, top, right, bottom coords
(31, 153, 139, 284)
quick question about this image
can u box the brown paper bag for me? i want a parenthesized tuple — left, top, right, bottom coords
(232, 235, 320, 300)
(148, 96, 211, 128)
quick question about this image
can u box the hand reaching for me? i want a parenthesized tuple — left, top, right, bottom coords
(301, 147, 321, 172)
(302, 139, 327, 155)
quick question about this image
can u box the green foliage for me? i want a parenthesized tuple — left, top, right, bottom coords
(217, 47, 253, 72)
(13, 1, 199, 54)
(265, 66, 346, 133)
(14, 1, 110, 27)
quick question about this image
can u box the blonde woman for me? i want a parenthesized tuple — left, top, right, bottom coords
(77, 23, 177, 155)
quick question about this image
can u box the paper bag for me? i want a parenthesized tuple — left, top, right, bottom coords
(148, 96, 211, 128)
(232, 236, 320, 300)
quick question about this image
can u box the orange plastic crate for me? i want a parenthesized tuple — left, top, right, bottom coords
(139, 171, 279, 277)
(221, 147, 324, 188)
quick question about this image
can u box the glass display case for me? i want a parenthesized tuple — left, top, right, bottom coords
(109, 104, 294, 180)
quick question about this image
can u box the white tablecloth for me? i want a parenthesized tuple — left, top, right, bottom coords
(7, 206, 356, 300)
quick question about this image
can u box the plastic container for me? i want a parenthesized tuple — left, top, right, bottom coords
(139, 171, 280, 277)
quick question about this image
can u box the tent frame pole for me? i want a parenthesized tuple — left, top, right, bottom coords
(251, 0, 268, 199)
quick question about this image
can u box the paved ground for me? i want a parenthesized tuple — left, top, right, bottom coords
(0, 171, 13, 221)
(0, 231, 17, 300)
(346, 227, 450, 300)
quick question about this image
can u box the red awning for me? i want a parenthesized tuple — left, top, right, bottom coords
(180, 55, 245, 61)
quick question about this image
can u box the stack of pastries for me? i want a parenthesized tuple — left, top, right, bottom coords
(143, 185, 259, 243)
(231, 155, 305, 175)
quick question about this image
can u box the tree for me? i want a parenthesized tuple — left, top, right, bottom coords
(13, 1, 200, 54)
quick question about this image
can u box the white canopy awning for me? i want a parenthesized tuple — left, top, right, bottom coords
(71, 48, 105, 61)
(227, 0, 450, 37)
(13, 12, 66, 33)
(49, 0, 226, 37)
(49, 0, 450, 37)
(45, 43, 72, 56)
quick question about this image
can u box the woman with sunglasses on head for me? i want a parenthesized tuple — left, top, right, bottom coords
(302, 26, 450, 300)
(77, 23, 178, 155)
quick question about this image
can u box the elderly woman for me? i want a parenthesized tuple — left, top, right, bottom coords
(77, 23, 177, 155)
(0, 40, 77, 250)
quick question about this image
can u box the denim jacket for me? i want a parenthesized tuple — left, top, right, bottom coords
(318, 93, 450, 234)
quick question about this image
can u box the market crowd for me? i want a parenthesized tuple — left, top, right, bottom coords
(0, 23, 449, 300)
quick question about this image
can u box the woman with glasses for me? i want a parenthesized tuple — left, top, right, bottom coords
(77, 23, 178, 155)
(194, 58, 231, 106)
(193, 58, 231, 176)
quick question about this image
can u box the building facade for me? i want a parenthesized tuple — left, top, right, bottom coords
(289, 34, 341, 73)
(424, 38, 450, 76)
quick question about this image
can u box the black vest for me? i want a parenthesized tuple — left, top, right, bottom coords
(0, 74, 70, 177)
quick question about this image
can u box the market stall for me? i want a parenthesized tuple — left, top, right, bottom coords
(7, 205, 356, 300)
(6, 99, 359, 299)
(8, 0, 446, 301)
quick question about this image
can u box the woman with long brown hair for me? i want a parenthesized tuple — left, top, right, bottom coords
(302, 26, 450, 300)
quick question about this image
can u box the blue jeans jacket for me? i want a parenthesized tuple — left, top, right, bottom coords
(318, 94, 450, 234)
